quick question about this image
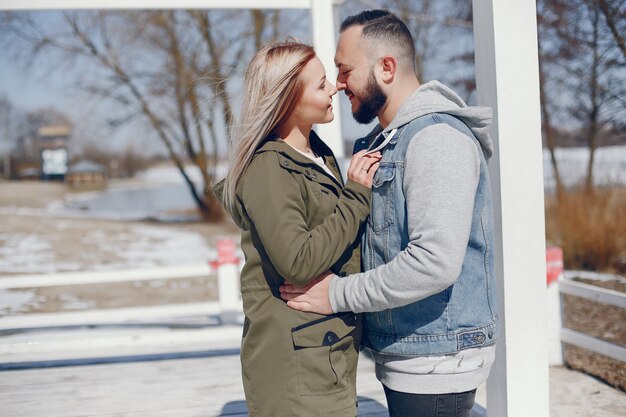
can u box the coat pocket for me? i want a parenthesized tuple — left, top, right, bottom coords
(291, 315, 358, 396)
(369, 163, 395, 232)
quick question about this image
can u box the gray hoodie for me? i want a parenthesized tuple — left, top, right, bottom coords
(329, 80, 493, 313)
(329, 80, 496, 394)
(385, 80, 493, 157)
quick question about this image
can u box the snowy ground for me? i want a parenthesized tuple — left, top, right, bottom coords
(0, 222, 218, 275)
(0, 177, 238, 314)
(543, 145, 626, 190)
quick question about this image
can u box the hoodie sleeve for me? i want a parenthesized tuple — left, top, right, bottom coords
(329, 124, 480, 313)
(242, 152, 371, 287)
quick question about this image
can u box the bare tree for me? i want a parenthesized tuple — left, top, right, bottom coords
(536, 0, 625, 193)
(557, 0, 624, 191)
(438, 1, 475, 103)
(537, 0, 567, 195)
(1, 9, 291, 220)
(598, 0, 626, 60)
(0, 96, 15, 179)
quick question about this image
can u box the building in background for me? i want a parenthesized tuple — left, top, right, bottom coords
(65, 159, 106, 186)
(37, 125, 69, 181)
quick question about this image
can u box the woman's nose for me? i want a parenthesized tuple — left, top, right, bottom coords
(329, 83, 338, 97)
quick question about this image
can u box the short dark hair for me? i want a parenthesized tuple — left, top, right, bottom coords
(340, 9, 416, 69)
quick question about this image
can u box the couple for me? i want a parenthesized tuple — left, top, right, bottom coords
(217, 9, 498, 417)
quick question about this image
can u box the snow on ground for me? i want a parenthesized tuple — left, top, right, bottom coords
(0, 224, 217, 275)
(112, 225, 217, 269)
(0, 288, 46, 315)
(0, 233, 56, 273)
(543, 145, 626, 190)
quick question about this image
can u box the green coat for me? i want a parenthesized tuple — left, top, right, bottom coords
(217, 133, 371, 417)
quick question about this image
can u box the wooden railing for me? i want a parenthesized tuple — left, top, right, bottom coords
(558, 272, 626, 363)
(0, 262, 244, 369)
(0, 264, 242, 331)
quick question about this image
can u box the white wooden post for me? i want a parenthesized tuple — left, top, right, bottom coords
(310, 0, 344, 158)
(546, 247, 564, 366)
(211, 239, 244, 325)
(472, 1, 549, 417)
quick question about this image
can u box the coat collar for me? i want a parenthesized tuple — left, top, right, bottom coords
(255, 130, 343, 188)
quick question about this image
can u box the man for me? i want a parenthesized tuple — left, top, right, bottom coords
(280, 10, 498, 417)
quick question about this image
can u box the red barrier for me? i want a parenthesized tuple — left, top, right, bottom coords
(546, 246, 563, 285)
(209, 238, 240, 269)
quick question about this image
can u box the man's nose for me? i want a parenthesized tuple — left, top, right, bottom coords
(335, 78, 347, 91)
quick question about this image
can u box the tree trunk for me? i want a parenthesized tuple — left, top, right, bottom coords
(537, 32, 563, 197)
(585, 5, 601, 194)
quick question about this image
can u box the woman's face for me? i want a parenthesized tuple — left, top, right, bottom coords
(293, 56, 338, 126)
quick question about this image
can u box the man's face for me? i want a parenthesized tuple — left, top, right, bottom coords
(335, 26, 388, 124)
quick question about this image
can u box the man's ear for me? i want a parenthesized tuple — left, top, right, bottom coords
(379, 55, 398, 84)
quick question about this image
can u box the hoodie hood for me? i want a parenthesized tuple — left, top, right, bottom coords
(382, 80, 494, 159)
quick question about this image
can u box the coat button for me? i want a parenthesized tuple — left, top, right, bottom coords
(324, 331, 339, 346)
(281, 159, 289, 167)
(488, 331, 493, 339)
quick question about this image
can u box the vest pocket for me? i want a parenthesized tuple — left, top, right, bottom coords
(291, 315, 356, 396)
(369, 164, 395, 232)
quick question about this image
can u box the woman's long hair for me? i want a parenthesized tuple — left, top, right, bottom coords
(222, 39, 316, 212)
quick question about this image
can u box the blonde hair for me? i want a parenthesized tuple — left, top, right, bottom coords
(222, 39, 316, 212)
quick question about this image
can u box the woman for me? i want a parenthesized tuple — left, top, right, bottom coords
(218, 40, 380, 417)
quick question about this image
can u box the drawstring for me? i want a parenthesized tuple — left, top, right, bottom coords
(365, 128, 397, 155)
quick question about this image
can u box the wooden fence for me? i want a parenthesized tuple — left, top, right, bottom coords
(558, 272, 626, 363)
(0, 263, 244, 369)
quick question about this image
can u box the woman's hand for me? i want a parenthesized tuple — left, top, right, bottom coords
(347, 150, 381, 188)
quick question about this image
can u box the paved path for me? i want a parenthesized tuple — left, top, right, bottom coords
(1, 326, 624, 416)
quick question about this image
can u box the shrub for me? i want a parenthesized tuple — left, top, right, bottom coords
(545, 186, 626, 273)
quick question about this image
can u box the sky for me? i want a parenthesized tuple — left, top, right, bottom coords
(0, 7, 382, 158)
(0, 13, 165, 155)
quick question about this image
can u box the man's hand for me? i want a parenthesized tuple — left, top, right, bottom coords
(279, 271, 334, 315)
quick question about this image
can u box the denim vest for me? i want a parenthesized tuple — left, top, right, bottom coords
(353, 113, 498, 356)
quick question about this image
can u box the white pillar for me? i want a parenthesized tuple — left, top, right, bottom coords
(310, 0, 344, 158)
(472, 1, 549, 417)
(546, 280, 563, 366)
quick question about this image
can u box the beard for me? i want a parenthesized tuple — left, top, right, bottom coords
(352, 69, 387, 124)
